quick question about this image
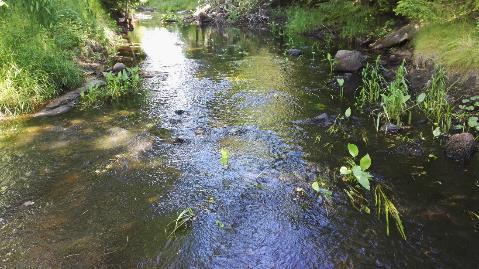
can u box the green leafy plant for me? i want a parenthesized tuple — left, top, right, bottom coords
(80, 67, 143, 108)
(337, 143, 406, 239)
(340, 143, 372, 190)
(326, 53, 335, 74)
(380, 61, 410, 126)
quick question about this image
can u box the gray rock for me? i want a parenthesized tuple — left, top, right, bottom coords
(445, 133, 477, 162)
(34, 102, 75, 118)
(334, 50, 363, 72)
(287, 48, 303, 57)
(371, 23, 420, 50)
(112, 62, 127, 74)
(380, 123, 401, 133)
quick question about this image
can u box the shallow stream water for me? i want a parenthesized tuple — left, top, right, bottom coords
(0, 16, 478, 268)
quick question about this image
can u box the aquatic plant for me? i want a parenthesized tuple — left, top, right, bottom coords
(340, 143, 372, 190)
(419, 67, 453, 132)
(80, 67, 143, 108)
(375, 185, 407, 240)
(168, 208, 195, 238)
(326, 53, 335, 74)
(337, 78, 345, 99)
(338, 143, 406, 239)
(380, 61, 410, 126)
(220, 148, 229, 167)
(357, 56, 385, 108)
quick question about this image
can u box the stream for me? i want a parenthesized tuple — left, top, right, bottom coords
(0, 15, 478, 268)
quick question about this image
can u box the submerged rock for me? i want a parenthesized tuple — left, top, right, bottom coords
(298, 113, 333, 127)
(112, 62, 127, 74)
(334, 50, 363, 72)
(33, 78, 105, 118)
(445, 133, 477, 162)
(380, 123, 401, 134)
(371, 23, 420, 50)
(287, 48, 303, 57)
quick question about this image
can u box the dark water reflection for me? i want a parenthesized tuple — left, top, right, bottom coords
(0, 19, 478, 268)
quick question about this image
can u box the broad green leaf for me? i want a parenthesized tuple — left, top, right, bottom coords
(337, 78, 345, 87)
(416, 93, 426, 103)
(432, 127, 441, 137)
(311, 181, 320, 192)
(360, 154, 371, 171)
(352, 166, 371, 190)
(462, 99, 470, 103)
(468, 117, 478, 128)
(340, 166, 351, 175)
(347, 143, 359, 158)
(345, 107, 351, 118)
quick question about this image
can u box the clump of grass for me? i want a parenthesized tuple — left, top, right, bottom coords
(357, 56, 385, 108)
(380, 62, 411, 126)
(80, 67, 143, 108)
(414, 21, 479, 73)
(419, 67, 453, 132)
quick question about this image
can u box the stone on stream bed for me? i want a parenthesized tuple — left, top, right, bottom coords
(34, 78, 106, 118)
(287, 48, 303, 57)
(445, 133, 477, 162)
(380, 123, 402, 134)
(334, 50, 364, 72)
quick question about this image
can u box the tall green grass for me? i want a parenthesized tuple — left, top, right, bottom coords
(0, 0, 117, 115)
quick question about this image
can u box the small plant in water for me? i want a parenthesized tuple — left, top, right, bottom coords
(375, 185, 407, 240)
(167, 208, 195, 238)
(337, 78, 345, 99)
(357, 56, 385, 108)
(380, 61, 410, 126)
(340, 143, 372, 190)
(220, 148, 230, 167)
(326, 52, 335, 74)
(337, 143, 406, 239)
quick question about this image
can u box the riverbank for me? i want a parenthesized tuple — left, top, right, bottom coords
(0, 0, 141, 117)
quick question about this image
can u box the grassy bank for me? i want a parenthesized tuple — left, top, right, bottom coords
(0, 0, 119, 115)
(414, 21, 479, 73)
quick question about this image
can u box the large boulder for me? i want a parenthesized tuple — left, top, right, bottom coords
(334, 50, 363, 72)
(371, 23, 420, 50)
(445, 133, 477, 162)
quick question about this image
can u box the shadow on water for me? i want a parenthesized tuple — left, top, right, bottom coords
(0, 16, 478, 268)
